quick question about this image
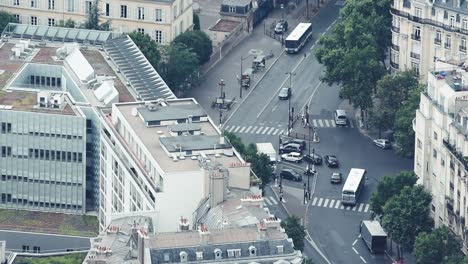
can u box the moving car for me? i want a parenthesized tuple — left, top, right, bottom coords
(373, 139, 391, 149)
(278, 87, 291, 100)
(331, 172, 342, 184)
(360, 220, 387, 254)
(281, 152, 302, 163)
(303, 153, 322, 165)
(282, 139, 306, 149)
(279, 169, 302, 181)
(274, 20, 289, 34)
(279, 143, 302, 154)
(325, 155, 339, 167)
(334, 109, 348, 126)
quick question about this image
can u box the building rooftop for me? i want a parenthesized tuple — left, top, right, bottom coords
(210, 19, 241, 32)
(137, 103, 205, 122)
(433, 0, 468, 15)
(222, 0, 251, 7)
(160, 135, 232, 152)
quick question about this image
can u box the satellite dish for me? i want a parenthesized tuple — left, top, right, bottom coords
(131, 108, 138, 117)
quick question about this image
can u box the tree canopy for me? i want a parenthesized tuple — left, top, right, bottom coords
(0, 11, 17, 31)
(281, 216, 306, 251)
(413, 226, 464, 264)
(128, 32, 161, 72)
(57, 19, 76, 28)
(161, 42, 199, 95)
(82, 0, 111, 30)
(173, 30, 213, 64)
(382, 185, 433, 250)
(370, 171, 417, 216)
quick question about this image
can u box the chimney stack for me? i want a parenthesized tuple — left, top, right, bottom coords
(198, 224, 210, 245)
(179, 217, 190, 231)
(257, 222, 267, 240)
(263, 216, 282, 230)
(240, 195, 264, 208)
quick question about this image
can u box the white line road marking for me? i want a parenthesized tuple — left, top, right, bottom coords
(263, 202, 267, 207)
(309, 44, 316, 51)
(312, 197, 318, 206)
(271, 105, 278, 112)
(324, 120, 330, 127)
(360, 256, 367, 263)
(358, 203, 364, 212)
(330, 120, 336, 127)
(329, 200, 335, 208)
(264, 197, 272, 205)
(239, 126, 246, 133)
(335, 201, 341, 208)
(234, 126, 241, 132)
(228, 126, 235, 132)
(312, 119, 318, 127)
(282, 198, 287, 203)
(267, 127, 275, 135)
(318, 119, 324, 127)
(278, 130, 284, 135)
(261, 127, 269, 134)
(256, 126, 263, 133)
(364, 204, 370, 212)
(340, 204, 345, 209)
(245, 126, 252, 133)
(272, 128, 280, 135)
(224, 125, 231, 131)
(352, 239, 358, 246)
(358, 234, 361, 238)
(317, 198, 323, 207)
(352, 206, 357, 211)
(270, 196, 278, 205)
(323, 199, 329, 207)
(352, 247, 359, 254)
(346, 206, 351, 210)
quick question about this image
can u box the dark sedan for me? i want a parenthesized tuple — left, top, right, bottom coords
(324, 155, 339, 167)
(303, 153, 322, 165)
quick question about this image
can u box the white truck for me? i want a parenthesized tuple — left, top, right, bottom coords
(256, 143, 277, 164)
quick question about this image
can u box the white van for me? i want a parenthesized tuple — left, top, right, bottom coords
(334, 110, 348, 126)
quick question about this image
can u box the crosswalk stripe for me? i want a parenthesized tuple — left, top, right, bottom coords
(317, 198, 323, 207)
(261, 127, 269, 134)
(318, 119, 324, 127)
(278, 130, 284, 135)
(330, 120, 336, 127)
(270, 196, 278, 205)
(312, 197, 318, 206)
(358, 203, 364, 212)
(263, 202, 267, 207)
(346, 206, 351, 210)
(323, 199, 329, 207)
(312, 119, 318, 127)
(324, 120, 330, 127)
(272, 128, 280, 135)
(234, 126, 241, 132)
(352, 205, 357, 211)
(350, 121, 355, 128)
(228, 126, 235, 132)
(224, 125, 231, 131)
(245, 126, 252, 133)
(335, 200, 341, 209)
(239, 126, 246, 133)
(256, 126, 263, 133)
(264, 197, 273, 205)
(329, 200, 335, 208)
(267, 127, 275, 135)
(364, 204, 370, 212)
(340, 205, 345, 209)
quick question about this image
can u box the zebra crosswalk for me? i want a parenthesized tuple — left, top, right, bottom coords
(263, 196, 281, 206)
(310, 197, 370, 213)
(224, 120, 355, 135)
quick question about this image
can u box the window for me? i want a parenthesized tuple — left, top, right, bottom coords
(450, 15, 455, 27)
(227, 249, 241, 258)
(179, 251, 188, 262)
(67, 0, 74, 11)
(461, 38, 467, 52)
(48, 0, 54, 9)
(173, 5, 178, 18)
(155, 9, 163, 22)
(463, 19, 468, 30)
(85, 1, 92, 13)
(432, 204, 436, 212)
(229, 6, 236, 13)
(120, 5, 127, 18)
(33, 246, 40, 253)
(1, 123, 11, 133)
(137, 7, 145, 20)
(214, 249, 222, 260)
(30, 16, 38, 25)
(435, 31, 442, 45)
(414, 7, 422, 18)
(433, 149, 438, 159)
(196, 252, 203, 260)
(137, 28, 145, 34)
(277, 245, 284, 254)
(48, 18, 55, 26)
(433, 131, 438, 141)
(249, 246, 257, 256)
(13, 0, 19, 6)
(441, 158, 445, 167)
(445, 34, 452, 49)
(13, 14, 19, 23)
(163, 253, 170, 261)
(412, 26, 421, 41)
(22, 245, 29, 252)
(155, 30, 162, 43)
(105, 3, 110, 16)
(411, 62, 420, 75)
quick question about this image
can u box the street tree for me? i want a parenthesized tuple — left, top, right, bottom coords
(368, 108, 392, 138)
(382, 185, 433, 250)
(128, 32, 161, 72)
(394, 85, 422, 157)
(370, 171, 417, 217)
(414, 225, 463, 264)
(161, 42, 199, 95)
(82, 0, 111, 30)
(443, 256, 468, 264)
(193, 13, 201, 30)
(173, 30, 213, 64)
(281, 216, 306, 251)
(57, 19, 76, 28)
(0, 11, 18, 31)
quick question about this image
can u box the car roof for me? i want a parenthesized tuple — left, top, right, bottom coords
(280, 87, 290, 91)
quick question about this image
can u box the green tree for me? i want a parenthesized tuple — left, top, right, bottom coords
(370, 171, 417, 217)
(173, 30, 213, 64)
(394, 84, 422, 157)
(281, 216, 306, 251)
(443, 255, 468, 264)
(413, 226, 463, 264)
(193, 13, 201, 30)
(368, 108, 392, 138)
(128, 32, 161, 72)
(303, 258, 315, 264)
(382, 185, 433, 250)
(0, 11, 18, 31)
(82, 0, 111, 30)
(162, 42, 199, 95)
(57, 18, 76, 28)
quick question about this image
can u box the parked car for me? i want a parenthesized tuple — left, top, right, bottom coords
(373, 139, 391, 149)
(274, 20, 289, 34)
(325, 155, 339, 167)
(282, 139, 306, 149)
(279, 143, 302, 154)
(330, 172, 342, 184)
(281, 152, 303, 163)
(303, 153, 322, 165)
(279, 168, 302, 181)
(278, 87, 291, 100)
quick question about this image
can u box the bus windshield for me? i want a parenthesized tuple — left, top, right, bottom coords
(285, 40, 298, 49)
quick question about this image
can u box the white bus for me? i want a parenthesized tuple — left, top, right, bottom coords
(285, 23, 313, 54)
(342, 168, 367, 206)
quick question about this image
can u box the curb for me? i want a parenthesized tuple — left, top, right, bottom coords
(269, 185, 292, 217)
(354, 111, 377, 141)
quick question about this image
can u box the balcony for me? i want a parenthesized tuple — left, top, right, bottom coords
(411, 34, 421, 41)
(390, 61, 399, 69)
(461, 46, 467, 53)
(445, 43, 452, 49)
(435, 38, 441, 45)
(443, 138, 468, 170)
(446, 196, 454, 212)
(410, 52, 420, 60)
(391, 26, 400, 33)
(391, 44, 400, 51)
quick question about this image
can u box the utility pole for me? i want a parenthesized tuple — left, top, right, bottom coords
(240, 57, 243, 99)
(218, 79, 225, 126)
(303, 182, 307, 204)
(285, 71, 296, 136)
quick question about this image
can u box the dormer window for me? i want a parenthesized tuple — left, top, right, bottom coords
(249, 246, 256, 256)
(227, 249, 241, 258)
(276, 245, 284, 254)
(179, 251, 188, 262)
(214, 248, 222, 260)
(196, 251, 203, 260)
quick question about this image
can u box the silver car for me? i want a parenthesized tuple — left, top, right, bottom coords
(373, 139, 391, 149)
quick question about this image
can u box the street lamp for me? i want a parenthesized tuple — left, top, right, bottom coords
(218, 79, 226, 126)
(285, 72, 296, 136)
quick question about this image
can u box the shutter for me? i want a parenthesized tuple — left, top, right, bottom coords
(162, 31, 166, 44)
(153, 8, 156, 22)
(145, 7, 148, 20)
(162, 9, 165, 23)
(102, 2, 106, 15)
(37, 17, 40, 25)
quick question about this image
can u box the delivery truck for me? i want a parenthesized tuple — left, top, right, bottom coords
(360, 220, 387, 254)
(256, 143, 277, 164)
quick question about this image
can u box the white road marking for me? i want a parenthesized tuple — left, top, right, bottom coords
(352, 239, 358, 246)
(312, 197, 318, 206)
(234, 126, 241, 132)
(245, 126, 253, 133)
(264, 197, 272, 205)
(272, 128, 280, 135)
(329, 200, 335, 208)
(352, 247, 359, 255)
(317, 198, 323, 207)
(358, 203, 364, 212)
(239, 126, 246, 133)
(282, 198, 287, 203)
(261, 127, 269, 134)
(323, 199, 329, 207)
(309, 44, 316, 51)
(228, 126, 236, 132)
(360, 256, 367, 263)
(335, 201, 341, 209)
(346, 206, 351, 211)
(263, 202, 267, 207)
(318, 119, 324, 127)
(364, 204, 370, 213)
(267, 127, 275, 135)
(324, 119, 330, 127)
(256, 126, 263, 133)
(340, 204, 345, 210)
(270, 196, 278, 205)
(352, 206, 357, 211)
(278, 130, 284, 135)
(330, 120, 336, 127)
(312, 119, 318, 127)
(224, 125, 231, 131)
(272, 105, 278, 112)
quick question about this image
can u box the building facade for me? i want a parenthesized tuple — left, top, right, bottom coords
(0, 0, 193, 44)
(414, 61, 468, 253)
(390, 0, 468, 80)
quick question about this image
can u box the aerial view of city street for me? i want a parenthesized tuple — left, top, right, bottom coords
(1, 0, 468, 263)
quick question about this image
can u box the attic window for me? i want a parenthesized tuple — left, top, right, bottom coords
(196, 252, 203, 260)
(163, 253, 170, 262)
(227, 249, 241, 258)
(249, 246, 256, 256)
(229, 6, 236, 12)
(179, 251, 188, 262)
(214, 248, 222, 260)
(276, 245, 284, 254)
